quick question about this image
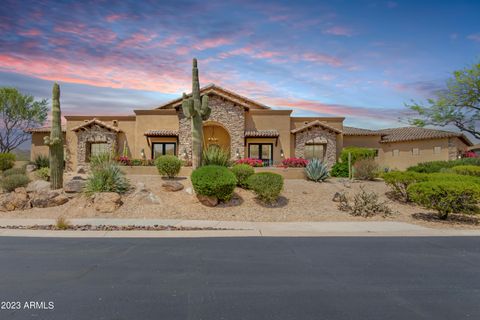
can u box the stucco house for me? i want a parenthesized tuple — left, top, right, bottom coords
(26, 84, 473, 171)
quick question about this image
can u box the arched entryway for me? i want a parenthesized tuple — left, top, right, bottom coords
(203, 122, 230, 155)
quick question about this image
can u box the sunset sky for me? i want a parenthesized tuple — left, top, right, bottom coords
(0, 0, 479, 129)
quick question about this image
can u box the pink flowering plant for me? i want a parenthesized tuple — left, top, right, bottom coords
(235, 158, 264, 167)
(462, 151, 477, 158)
(280, 157, 309, 168)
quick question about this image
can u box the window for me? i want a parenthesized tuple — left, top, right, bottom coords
(434, 146, 441, 154)
(305, 144, 325, 160)
(89, 142, 109, 159)
(152, 142, 176, 159)
(248, 143, 273, 166)
(412, 148, 420, 156)
(393, 149, 399, 157)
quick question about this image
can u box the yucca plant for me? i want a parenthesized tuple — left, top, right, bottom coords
(202, 145, 230, 167)
(305, 158, 329, 182)
(85, 163, 130, 195)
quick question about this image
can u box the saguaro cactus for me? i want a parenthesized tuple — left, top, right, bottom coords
(44, 83, 64, 189)
(182, 58, 211, 168)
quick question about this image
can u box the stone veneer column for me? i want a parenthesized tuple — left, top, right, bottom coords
(76, 125, 118, 167)
(294, 127, 337, 169)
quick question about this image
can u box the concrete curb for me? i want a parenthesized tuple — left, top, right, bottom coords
(0, 219, 479, 237)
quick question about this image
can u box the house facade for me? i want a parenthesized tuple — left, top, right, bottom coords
(27, 84, 472, 171)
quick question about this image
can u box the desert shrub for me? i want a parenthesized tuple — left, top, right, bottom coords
(281, 158, 309, 168)
(305, 159, 329, 182)
(0, 174, 30, 192)
(89, 152, 115, 170)
(235, 158, 264, 167)
(202, 145, 230, 167)
(130, 159, 143, 166)
(407, 181, 480, 220)
(0, 152, 15, 171)
(55, 216, 71, 230)
(35, 167, 50, 181)
(230, 164, 254, 188)
(34, 154, 49, 168)
(191, 165, 237, 201)
(354, 158, 379, 180)
(155, 155, 182, 178)
(340, 147, 377, 163)
(247, 172, 284, 204)
(330, 162, 349, 177)
(427, 173, 480, 184)
(338, 186, 393, 217)
(407, 158, 480, 173)
(85, 163, 130, 195)
(451, 165, 480, 177)
(2, 167, 26, 177)
(382, 171, 429, 202)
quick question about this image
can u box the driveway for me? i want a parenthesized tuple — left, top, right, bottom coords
(1, 237, 479, 319)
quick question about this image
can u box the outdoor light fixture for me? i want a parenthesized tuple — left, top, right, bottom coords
(140, 148, 146, 160)
(280, 149, 284, 158)
(183, 148, 188, 159)
(235, 148, 240, 159)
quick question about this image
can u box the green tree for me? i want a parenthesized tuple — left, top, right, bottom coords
(407, 61, 480, 139)
(0, 87, 48, 152)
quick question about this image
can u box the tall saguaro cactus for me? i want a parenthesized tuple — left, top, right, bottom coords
(182, 58, 211, 168)
(44, 83, 64, 189)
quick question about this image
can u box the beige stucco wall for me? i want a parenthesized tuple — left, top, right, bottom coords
(30, 132, 67, 161)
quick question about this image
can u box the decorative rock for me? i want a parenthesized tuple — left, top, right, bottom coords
(162, 181, 184, 192)
(332, 192, 344, 202)
(130, 185, 161, 205)
(31, 191, 68, 208)
(26, 180, 51, 194)
(64, 177, 86, 193)
(0, 188, 30, 211)
(26, 164, 37, 173)
(93, 192, 122, 213)
(185, 187, 193, 195)
(197, 194, 218, 207)
(135, 182, 147, 193)
(77, 166, 87, 174)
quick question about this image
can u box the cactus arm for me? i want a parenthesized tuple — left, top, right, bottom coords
(200, 95, 211, 120)
(181, 93, 195, 118)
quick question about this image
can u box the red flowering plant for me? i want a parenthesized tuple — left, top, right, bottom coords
(280, 157, 309, 168)
(117, 156, 131, 166)
(462, 151, 477, 158)
(235, 158, 264, 167)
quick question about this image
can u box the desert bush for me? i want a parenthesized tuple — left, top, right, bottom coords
(427, 172, 480, 184)
(34, 154, 49, 168)
(230, 164, 254, 188)
(85, 163, 130, 195)
(247, 172, 284, 204)
(2, 167, 26, 177)
(55, 216, 71, 230)
(407, 158, 480, 173)
(191, 165, 237, 201)
(407, 181, 480, 220)
(338, 186, 393, 217)
(235, 158, 264, 167)
(331, 162, 349, 177)
(0, 174, 30, 192)
(0, 152, 15, 171)
(281, 158, 309, 168)
(354, 158, 379, 180)
(202, 145, 231, 167)
(35, 167, 50, 181)
(451, 165, 480, 177)
(155, 155, 182, 179)
(382, 171, 429, 201)
(340, 147, 376, 163)
(305, 159, 329, 182)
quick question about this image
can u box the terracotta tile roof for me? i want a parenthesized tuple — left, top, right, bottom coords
(144, 130, 179, 137)
(377, 127, 472, 145)
(244, 130, 280, 137)
(343, 126, 381, 136)
(71, 118, 121, 132)
(156, 84, 270, 110)
(25, 126, 66, 133)
(291, 120, 342, 134)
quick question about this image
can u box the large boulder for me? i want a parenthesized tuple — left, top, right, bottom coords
(0, 188, 30, 211)
(25, 164, 37, 173)
(26, 180, 51, 194)
(93, 192, 122, 213)
(31, 190, 68, 208)
(162, 181, 184, 192)
(129, 183, 161, 205)
(197, 194, 218, 207)
(64, 176, 86, 193)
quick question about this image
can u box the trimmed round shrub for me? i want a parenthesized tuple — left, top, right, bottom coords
(230, 164, 254, 188)
(155, 155, 182, 179)
(0, 152, 15, 171)
(36, 167, 50, 181)
(407, 158, 480, 173)
(452, 165, 480, 177)
(247, 172, 284, 204)
(382, 171, 429, 202)
(427, 173, 480, 184)
(2, 167, 26, 177)
(191, 165, 237, 201)
(0, 174, 30, 192)
(407, 181, 480, 219)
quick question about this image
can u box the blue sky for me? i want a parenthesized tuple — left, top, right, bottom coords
(0, 0, 479, 129)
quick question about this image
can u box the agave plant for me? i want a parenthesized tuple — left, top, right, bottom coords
(305, 158, 329, 182)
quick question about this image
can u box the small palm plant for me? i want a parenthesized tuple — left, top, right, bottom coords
(305, 158, 329, 182)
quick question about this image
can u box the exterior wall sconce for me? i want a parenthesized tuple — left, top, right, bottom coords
(140, 148, 146, 160)
(235, 148, 240, 159)
(183, 148, 189, 159)
(280, 149, 284, 158)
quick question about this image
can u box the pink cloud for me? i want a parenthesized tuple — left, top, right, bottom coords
(54, 23, 117, 43)
(467, 33, 480, 42)
(193, 37, 233, 50)
(301, 52, 343, 67)
(19, 29, 42, 37)
(106, 14, 126, 22)
(118, 32, 156, 48)
(323, 26, 353, 37)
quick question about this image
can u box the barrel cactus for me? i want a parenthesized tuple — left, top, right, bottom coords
(181, 58, 211, 168)
(44, 83, 64, 189)
(305, 159, 329, 182)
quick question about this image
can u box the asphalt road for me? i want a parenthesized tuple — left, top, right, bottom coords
(1, 236, 480, 320)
